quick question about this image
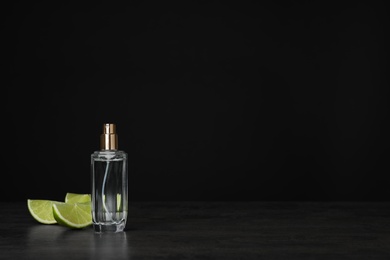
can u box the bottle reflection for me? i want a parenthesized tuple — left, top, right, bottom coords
(27, 225, 130, 259)
(90, 232, 129, 260)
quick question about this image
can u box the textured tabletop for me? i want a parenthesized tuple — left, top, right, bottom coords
(0, 201, 390, 259)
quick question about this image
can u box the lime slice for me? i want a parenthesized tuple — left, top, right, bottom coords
(27, 199, 62, 224)
(53, 202, 92, 229)
(101, 194, 123, 210)
(65, 193, 91, 204)
(117, 194, 122, 210)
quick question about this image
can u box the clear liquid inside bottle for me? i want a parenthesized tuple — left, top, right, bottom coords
(91, 150, 128, 233)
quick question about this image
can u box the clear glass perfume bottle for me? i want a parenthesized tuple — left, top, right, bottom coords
(91, 123, 128, 233)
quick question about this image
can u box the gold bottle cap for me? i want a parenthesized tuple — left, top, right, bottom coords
(100, 123, 118, 150)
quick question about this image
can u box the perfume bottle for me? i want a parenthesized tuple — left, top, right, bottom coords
(91, 123, 128, 233)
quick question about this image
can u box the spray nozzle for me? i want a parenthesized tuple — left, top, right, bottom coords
(100, 123, 118, 150)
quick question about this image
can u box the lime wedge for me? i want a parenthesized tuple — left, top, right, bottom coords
(53, 203, 92, 229)
(101, 194, 122, 210)
(65, 193, 91, 204)
(27, 199, 62, 224)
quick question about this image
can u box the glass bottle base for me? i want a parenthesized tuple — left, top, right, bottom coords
(93, 222, 126, 233)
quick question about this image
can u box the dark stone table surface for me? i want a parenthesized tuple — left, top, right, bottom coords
(0, 201, 390, 259)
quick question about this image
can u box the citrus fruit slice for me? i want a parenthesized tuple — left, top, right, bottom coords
(27, 199, 62, 224)
(65, 193, 91, 204)
(101, 194, 123, 210)
(53, 202, 92, 229)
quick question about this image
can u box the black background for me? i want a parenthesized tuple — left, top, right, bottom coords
(4, 1, 389, 202)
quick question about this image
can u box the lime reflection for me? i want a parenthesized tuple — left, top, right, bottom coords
(27, 225, 130, 259)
